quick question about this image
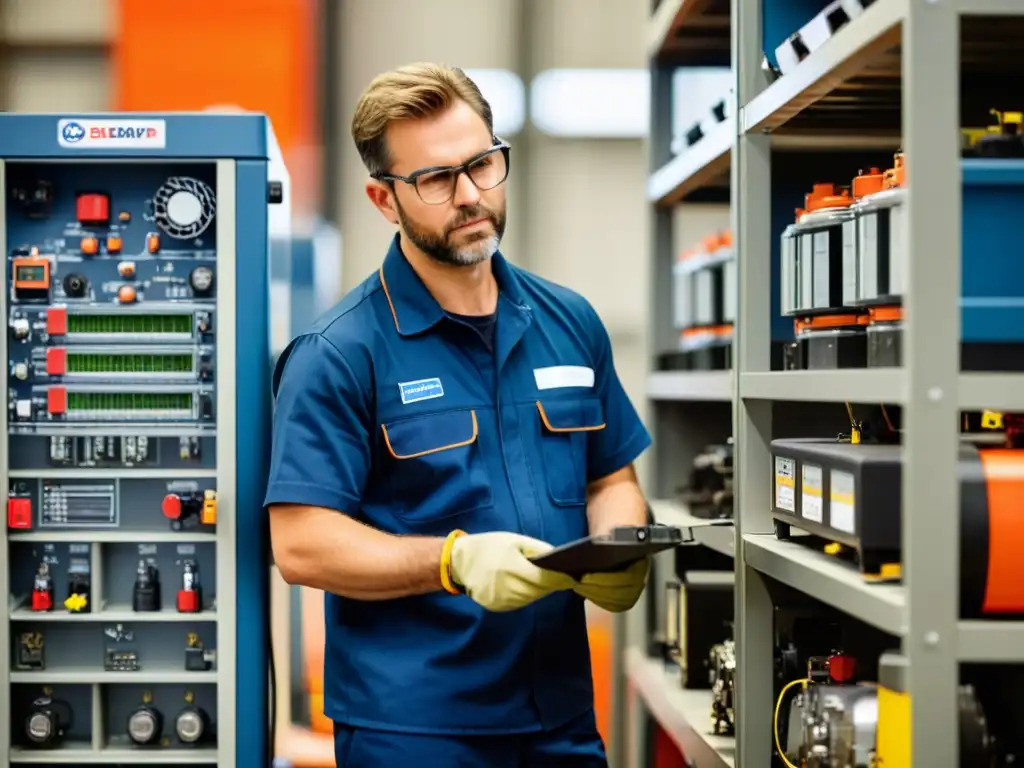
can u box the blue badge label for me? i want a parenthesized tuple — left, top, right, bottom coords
(399, 377, 444, 405)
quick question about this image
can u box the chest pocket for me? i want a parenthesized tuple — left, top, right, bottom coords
(380, 409, 493, 527)
(536, 398, 605, 506)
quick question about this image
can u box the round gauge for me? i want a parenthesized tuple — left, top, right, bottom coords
(152, 177, 216, 240)
(175, 709, 205, 742)
(190, 266, 214, 295)
(127, 708, 159, 744)
(25, 712, 52, 743)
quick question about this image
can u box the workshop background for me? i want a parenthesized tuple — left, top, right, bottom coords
(0, 0, 706, 765)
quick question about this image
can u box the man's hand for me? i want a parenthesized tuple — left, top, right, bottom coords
(573, 558, 649, 613)
(451, 532, 576, 612)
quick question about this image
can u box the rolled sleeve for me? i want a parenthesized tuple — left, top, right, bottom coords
(264, 333, 371, 513)
(585, 312, 652, 482)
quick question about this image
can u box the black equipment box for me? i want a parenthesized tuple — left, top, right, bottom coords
(769, 437, 1024, 618)
(770, 438, 902, 576)
(666, 571, 734, 689)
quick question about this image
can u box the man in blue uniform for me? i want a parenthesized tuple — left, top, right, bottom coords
(266, 62, 653, 766)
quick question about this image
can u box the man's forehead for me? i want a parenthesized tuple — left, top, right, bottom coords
(386, 104, 492, 172)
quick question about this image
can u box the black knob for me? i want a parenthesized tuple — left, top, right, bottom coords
(63, 273, 87, 297)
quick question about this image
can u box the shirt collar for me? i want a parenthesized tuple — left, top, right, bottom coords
(378, 233, 528, 336)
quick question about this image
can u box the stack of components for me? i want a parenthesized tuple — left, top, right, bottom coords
(679, 441, 734, 519)
(671, 230, 736, 370)
(781, 109, 1024, 371)
(769, 410, 1024, 618)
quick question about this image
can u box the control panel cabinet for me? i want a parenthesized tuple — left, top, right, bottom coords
(0, 114, 278, 767)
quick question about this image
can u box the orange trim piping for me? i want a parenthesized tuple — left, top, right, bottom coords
(381, 411, 478, 460)
(536, 401, 606, 433)
(378, 267, 401, 333)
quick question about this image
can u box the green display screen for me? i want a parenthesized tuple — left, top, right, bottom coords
(67, 314, 193, 334)
(67, 392, 193, 411)
(67, 353, 193, 374)
(16, 265, 45, 282)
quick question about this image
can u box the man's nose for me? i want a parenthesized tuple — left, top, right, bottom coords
(452, 172, 481, 207)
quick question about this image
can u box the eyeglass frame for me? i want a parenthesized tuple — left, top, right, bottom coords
(370, 138, 512, 205)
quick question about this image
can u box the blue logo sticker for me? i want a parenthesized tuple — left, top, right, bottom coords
(62, 122, 85, 143)
(399, 377, 444, 405)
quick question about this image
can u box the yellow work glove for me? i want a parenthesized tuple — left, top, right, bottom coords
(573, 558, 650, 613)
(450, 532, 576, 612)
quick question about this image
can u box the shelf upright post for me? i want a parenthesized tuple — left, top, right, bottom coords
(901, 0, 962, 764)
(732, 0, 774, 763)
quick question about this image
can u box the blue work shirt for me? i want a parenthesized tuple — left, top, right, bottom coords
(265, 235, 651, 735)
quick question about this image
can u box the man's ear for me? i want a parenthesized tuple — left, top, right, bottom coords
(365, 180, 399, 225)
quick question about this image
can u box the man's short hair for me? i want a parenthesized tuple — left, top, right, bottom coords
(351, 62, 494, 177)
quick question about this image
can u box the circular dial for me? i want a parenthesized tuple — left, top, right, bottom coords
(152, 177, 216, 240)
(127, 709, 159, 743)
(190, 266, 214, 294)
(25, 711, 52, 743)
(175, 709, 205, 742)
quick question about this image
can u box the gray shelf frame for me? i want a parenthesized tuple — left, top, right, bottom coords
(631, 1, 1024, 767)
(732, 1, 1024, 767)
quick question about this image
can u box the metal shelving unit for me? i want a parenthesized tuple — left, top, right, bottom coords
(631, 1, 1024, 767)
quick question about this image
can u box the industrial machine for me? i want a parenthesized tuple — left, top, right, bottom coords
(669, 230, 736, 370)
(679, 440, 734, 519)
(769, 417, 1024, 617)
(0, 113, 280, 765)
(775, 651, 997, 767)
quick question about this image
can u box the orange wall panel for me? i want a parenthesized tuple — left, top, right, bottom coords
(114, 0, 319, 204)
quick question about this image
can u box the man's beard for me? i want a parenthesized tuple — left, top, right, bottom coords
(396, 198, 506, 267)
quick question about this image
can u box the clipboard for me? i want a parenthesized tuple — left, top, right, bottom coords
(529, 521, 731, 578)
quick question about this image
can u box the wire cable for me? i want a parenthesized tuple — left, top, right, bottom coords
(773, 677, 808, 768)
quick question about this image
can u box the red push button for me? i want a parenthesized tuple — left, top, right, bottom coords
(46, 308, 67, 336)
(47, 387, 67, 415)
(76, 193, 110, 225)
(7, 498, 31, 529)
(162, 494, 182, 520)
(46, 348, 66, 375)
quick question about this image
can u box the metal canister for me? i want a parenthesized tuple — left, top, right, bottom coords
(854, 153, 907, 307)
(780, 208, 804, 316)
(846, 167, 885, 307)
(793, 184, 856, 314)
(672, 247, 697, 331)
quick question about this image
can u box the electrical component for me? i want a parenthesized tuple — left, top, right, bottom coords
(24, 690, 72, 747)
(127, 693, 163, 745)
(190, 266, 214, 295)
(132, 560, 161, 612)
(64, 557, 90, 613)
(15, 632, 45, 670)
(175, 691, 210, 744)
(184, 632, 215, 671)
(709, 639, 736, 736)
(8, 496, 31, 529)
(31, 562, 54, 612)
(176, 560, 202, 613)
(75, 193, 110, 225)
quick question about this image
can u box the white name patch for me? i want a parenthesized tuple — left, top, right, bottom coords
(533, 365, 595, 390)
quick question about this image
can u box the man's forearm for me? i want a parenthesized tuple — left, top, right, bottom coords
(586, 467, 648, 536)
(270, 504, 446, 600)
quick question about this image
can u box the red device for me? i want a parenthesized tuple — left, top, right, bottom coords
(176, 561, 202, 613)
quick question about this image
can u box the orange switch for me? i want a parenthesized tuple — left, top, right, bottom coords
(80, 236, 99, 256)
(106, 235, 123, 254)
(201, 490, 218, 524)
(118, 285, 137, 304)
(46, 348, 67, 375)
(46, 307, 67, 336)
(47, 387, 67, 415)
(147, 234, 160, 253)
